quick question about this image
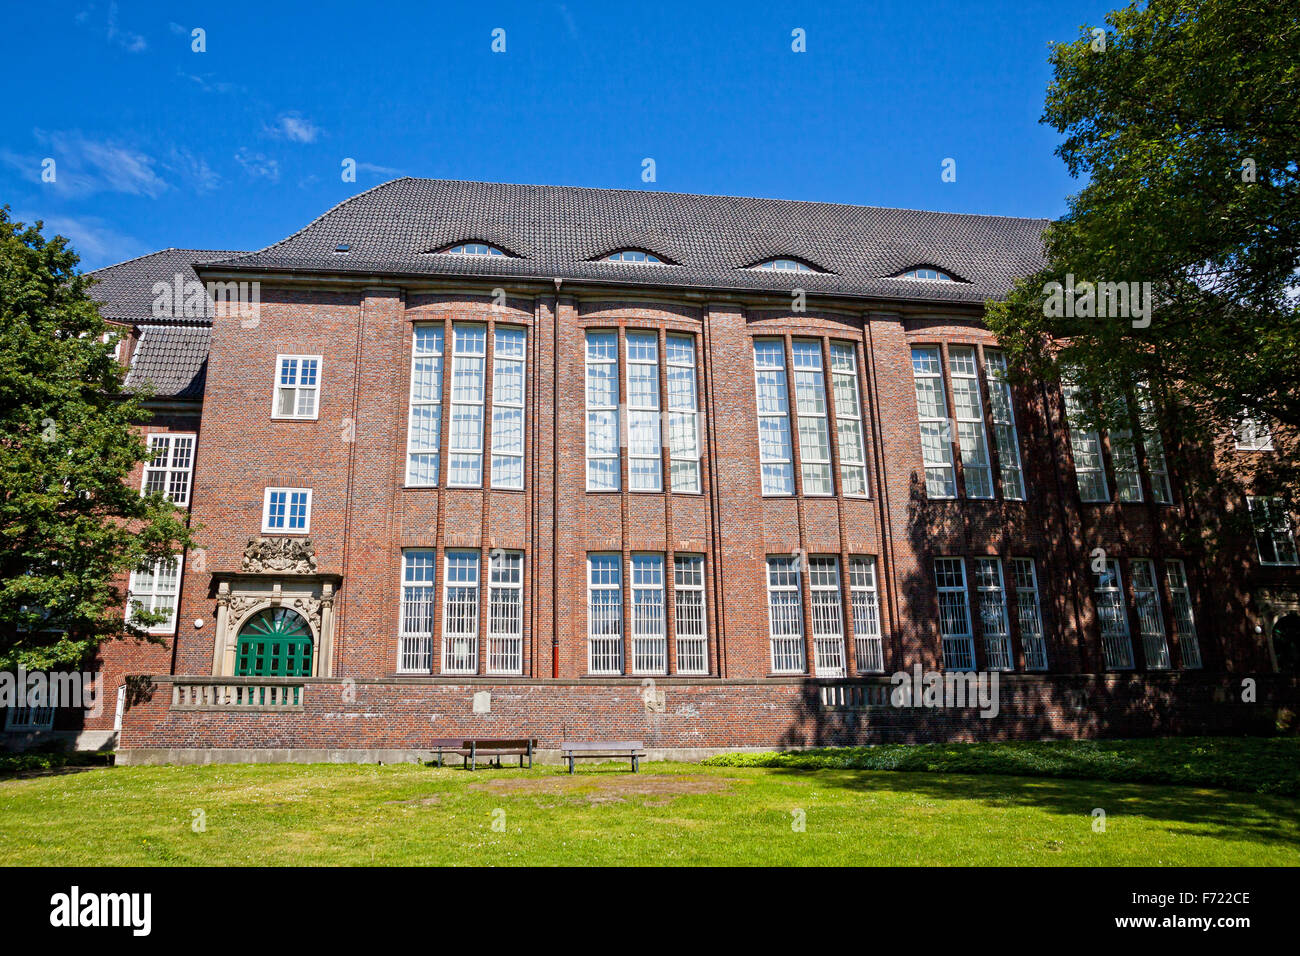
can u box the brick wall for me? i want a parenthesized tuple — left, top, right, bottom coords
(116, 672, 1295, 763)
(91, 277, 1293, 754)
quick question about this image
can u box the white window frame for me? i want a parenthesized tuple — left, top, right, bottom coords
(585, 332, 620, 492)
(140, 432, 196, 507)
(398, 549, 436, 673)
(973, 557, 1013, 671)
(1131, 558, 1171, 669)
(490, 326, 526, 490)
(1011, 557, 1048, 671)
(262, 487, 312, 534)
(441, 550, 481, 674)
(626, 332, 663, 492)
(447, 324, 487, 487)
(1165, 559, 1202, 669)
(126, 556, 183, 636)
(1094, 559, 1134, 669)
(1136, 384, 1172, 504)
(1235, 412, 1274, 451)
(1248, 496, 1300, 566)
(766, 556, 806, 673)
(405, 324, 445, 487)
(849, 556, 883, 673)
(754, 340, 795, 495)
(934, 557, 975, 671)
(808, 556, 846, 676)
(271, 354, 321, 420)
(948, 347, 993, 499)
(630, 553, 667, 674)
(983, 349, 1026, 500)
(587, 553, 624, 674)
(830, 343, 869, 497)
(1108, 396, 1144, 503)
(487, 550, 524, 674)
(666, 334, 701, 494)
(791, 341, 833, 496)
(673, 554, 708, 674)
(1062, 384, 1109, 502)
(912, 347, 956, 499)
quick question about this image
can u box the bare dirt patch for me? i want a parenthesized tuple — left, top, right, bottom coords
(384, 795, 443, 806)
(469, 773, 743, 807)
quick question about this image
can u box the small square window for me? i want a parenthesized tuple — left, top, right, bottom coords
(262, 487, 312, 534)
(272, 355, 322, 420)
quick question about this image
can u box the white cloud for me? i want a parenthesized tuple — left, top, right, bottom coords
(106, 2, 147, 52)
(267, 112, 320, 144)
(165, 147, 220, 193)
(357, 162, 404, 177)
(17, 211, 146, 269)
(3, 131, 169, 198)
(234, 147, 280, 183)
(179, 71, 243, 95)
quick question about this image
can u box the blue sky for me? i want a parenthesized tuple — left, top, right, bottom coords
(1, 0, 1116, 271)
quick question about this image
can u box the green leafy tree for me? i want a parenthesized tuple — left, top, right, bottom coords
(987, 0, 1300, 509)
(0, 207, 196, 670)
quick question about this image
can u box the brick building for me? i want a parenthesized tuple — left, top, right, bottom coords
(12, 179, 1298, 760)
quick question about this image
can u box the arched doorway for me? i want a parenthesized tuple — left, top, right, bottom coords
(1273, 614, 1300, 673)
(235, 608, 314, 676)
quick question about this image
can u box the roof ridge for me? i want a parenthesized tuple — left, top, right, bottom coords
(392, 177, 1053, 224)
(89, 248, 244, 276)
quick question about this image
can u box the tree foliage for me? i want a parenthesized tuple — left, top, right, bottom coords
(0, 206, 196, 669)
(986, 0, 1300, 505)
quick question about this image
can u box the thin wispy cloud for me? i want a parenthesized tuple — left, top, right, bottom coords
(164, 147, 221, 193)
(235, 147, 280, 183)
(2, 131, 167, 198)
(106, 2, 147, 52)
(16, 210, 146, 268)
(358, 162, 404, 177)
(179, 70, 243, 95)
(267, 112, 320, 144)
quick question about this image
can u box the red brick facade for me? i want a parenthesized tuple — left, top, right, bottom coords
(87, 273, 1297, 760)
(26, 186, 1290, 759)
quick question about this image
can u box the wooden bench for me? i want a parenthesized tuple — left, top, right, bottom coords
(560, 740, 647, 774)
(428, 737, 537, 770)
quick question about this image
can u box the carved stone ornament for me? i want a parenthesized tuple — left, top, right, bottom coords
(241, 536, 318, 574)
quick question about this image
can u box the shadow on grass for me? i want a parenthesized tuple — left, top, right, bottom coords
(765, 766, 1300, 851)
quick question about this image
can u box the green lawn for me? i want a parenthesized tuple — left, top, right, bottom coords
(1, 757, 1297, 865)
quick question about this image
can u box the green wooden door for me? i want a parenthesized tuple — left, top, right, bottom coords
(235, 608, 314, 677)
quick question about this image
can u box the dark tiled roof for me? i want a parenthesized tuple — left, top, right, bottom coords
(123, 325, 213, 400)
(90, 249, 239, 401)
(212, 178, 1048, 304)
(90, 248, 242, 323)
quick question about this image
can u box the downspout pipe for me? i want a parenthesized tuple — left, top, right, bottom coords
(552, 278, 562, 678)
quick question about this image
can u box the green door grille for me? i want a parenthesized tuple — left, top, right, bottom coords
(235, 608, 314, 677)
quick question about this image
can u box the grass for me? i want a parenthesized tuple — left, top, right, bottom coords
(0, 753, 1297, 865)
(703, 737, 1300, 796)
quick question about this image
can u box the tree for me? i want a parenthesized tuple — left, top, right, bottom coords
(0, 207, 196, 670)
(986, 0, 1300, 508)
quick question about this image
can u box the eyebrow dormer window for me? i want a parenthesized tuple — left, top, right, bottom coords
(898, 268, 954, 281)
(444, 243, 508, 257)
(606, 250, 662, 263)
(754, 258, 816, 272)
